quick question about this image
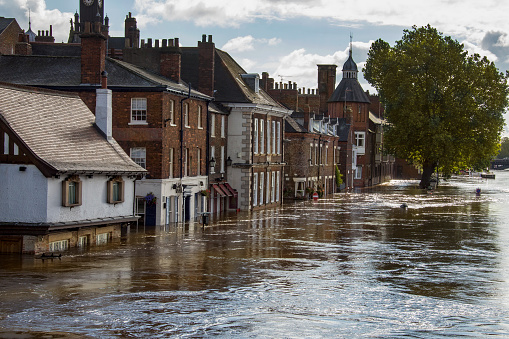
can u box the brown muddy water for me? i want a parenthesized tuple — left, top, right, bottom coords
(1, 172, 509, 338)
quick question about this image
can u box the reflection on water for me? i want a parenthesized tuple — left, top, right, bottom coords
(2, 173, 509, 338)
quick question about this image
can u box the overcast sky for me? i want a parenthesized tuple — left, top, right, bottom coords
(2, 0, 509, 134)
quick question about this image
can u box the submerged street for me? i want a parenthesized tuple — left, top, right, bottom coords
(1, 172, 509, 338)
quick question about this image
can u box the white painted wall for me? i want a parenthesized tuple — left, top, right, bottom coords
(46, 175, 136, 223)
(0, 164, 49, 222)
(136, 176, 208, 225)
(0, 164, 137, 223)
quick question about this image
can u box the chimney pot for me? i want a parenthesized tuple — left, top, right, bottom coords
(168, 39, 174, 47)
(101, 71, 108, 89)
(174, 38, 179, 46)
(202, 34, 206, 43)
(208, 35, 213, 43)
(162, 39, 167, 47)
(155, 39, 160, 48)
(147, 38, 152, 47)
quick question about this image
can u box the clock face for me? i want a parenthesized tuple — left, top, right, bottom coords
(83, 0, 94, 6)
(98, 0, 102, 7)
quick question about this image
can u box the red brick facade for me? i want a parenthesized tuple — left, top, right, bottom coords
(0, 19, 22, 55)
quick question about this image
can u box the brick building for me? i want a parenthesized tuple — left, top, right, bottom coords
(0, 22, 212, 226)
(0, 17, 22, 55)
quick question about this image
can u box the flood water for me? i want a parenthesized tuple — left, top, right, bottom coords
(1, 172, 509, 338)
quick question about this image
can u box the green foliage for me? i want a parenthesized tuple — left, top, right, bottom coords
(497, 137, 509, 159)
(335, 165, 343, 187)
(364, 25, 508, 185)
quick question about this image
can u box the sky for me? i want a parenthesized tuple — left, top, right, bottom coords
(2, 0, 509, 135)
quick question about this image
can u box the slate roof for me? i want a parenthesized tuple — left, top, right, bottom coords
(0, 55, 211, 99)
(0, 17, 15, 35)
(336, 118, 351, 142)
(328, 78, 371, 104)
(285, 116, 307, 133)
(0, 83, 146, 175)
(342, 53, 358, 72)
(181, 47, 285, 108)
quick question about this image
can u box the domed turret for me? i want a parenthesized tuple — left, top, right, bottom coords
(342, 49, 358, 79)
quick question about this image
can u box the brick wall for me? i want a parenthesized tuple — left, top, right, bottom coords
(0, 20, 22, 55)
(80, 30, 106, 85)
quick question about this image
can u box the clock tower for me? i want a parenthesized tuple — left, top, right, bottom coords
(79, 0, 105, 32)
(69, 0, 108, 43)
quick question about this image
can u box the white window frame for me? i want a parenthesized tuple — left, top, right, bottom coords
(271, 171, 276, 203)
(169, 100, 175, 125)
(184, 103, 190, 128)
(355, 131, 366, 155)
(325, 145, 329, 165)
(221, 115, 225, 138)
(266, 171, 270, 204)
(355, 165, 362, 179)
(130, 147, 146, 169)
(49, 239, 69, 252)
(130, 98, 147, 124)
(260, 172, 265, 205)
(3, 133, 8, 154)
(169, 148, 174, 178)
(254, 118, 259, 154)
(253, 173, 258, 206)
(184, 148, 189, 176)
(277, 121, 281, 154)
(272, 120, 276, 154)
(211, 114, 216, 137)
(260, 119, 265, 154)
(197, 105, 203, 129)
(276, 171, 280, 202)
(210, 146, 215, 174)
(267, 120, 271, 154)
(309, 143, 313, 166)
(220, 146, 225, 174)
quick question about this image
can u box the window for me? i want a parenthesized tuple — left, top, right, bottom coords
(169, 148, 174, 178)
(276, 171, 280, 202)
(254, 118, 259, 154)
(260, 172, 264, 205)
(96, 232, 111, 246)
(3, 132, 8, 154)
(221, 115, 225, 138)
(272, 120, 276, 154)
(277, 121, 281, 154)
(309, 144, 313, 166)
(211, 114, 216, 137)
(266, 171, 270, 204)
(130, 98, 147, 124)
(315, 144, 318, 165)
(49, 240, 69, 252)
(253, 173, 258, 206)
(355, 132, 365, 155)
(197, 106, 203, 129)
(197, 148, 201, 176)
(220, 146, 225, 173)
(325, 145, 328, 165)
(78, 236, 89, 248)
(184, 148, 189, 176)
(260, 119, 265, 154)
(355, 165, 362, 179)
(107, 176, 125, 204)
(271, 172, 276, 203)
(169, 100, 175, 125)
(267, 120, 271, 154)
(210, 146, 215, 174)
(184, 103, 189, 127)
(62, 175, 82, 207)
(130, 147, 146, 169)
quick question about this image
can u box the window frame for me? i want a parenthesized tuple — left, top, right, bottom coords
(130, 147, 146, 169)
(62, 175, 82, 207)
(197, 105, 203, 129)
(184, 102, 190, 128)
(107, 176, 125, 204)
(130, 98, 148, 125)
(221, 115, 225, 138)
(254, 118, 259, 154)
(211, 114, 216, 137)
(169, 99, 175, 125)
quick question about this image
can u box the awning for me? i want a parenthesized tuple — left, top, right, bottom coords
(219, 183, 233, 197)
(224, 182, 238, 197)
(212, 184, 226, 197)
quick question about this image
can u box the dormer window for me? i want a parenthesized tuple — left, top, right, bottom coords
(241, 74, 260, 93)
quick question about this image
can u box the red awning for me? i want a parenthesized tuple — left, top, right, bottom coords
(224, 182, 238, 197)
(212, 184, 226, 197)
(219, 183, 233, 197)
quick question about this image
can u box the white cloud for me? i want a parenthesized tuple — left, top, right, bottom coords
(222, 36, 256, 52)
(222, 36, 282, 53)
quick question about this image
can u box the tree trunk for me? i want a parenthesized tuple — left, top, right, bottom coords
(419, 162, 437, 189)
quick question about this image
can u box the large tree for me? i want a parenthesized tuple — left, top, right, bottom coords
(364, 25, 508, 188)
(497, 137, 509, 159)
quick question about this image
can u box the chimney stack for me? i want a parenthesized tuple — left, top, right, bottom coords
(80, 22, 107, 85)
(198, 34, 215, 97)
(95, 71, 112, 140)
(317, 64, 337, 115)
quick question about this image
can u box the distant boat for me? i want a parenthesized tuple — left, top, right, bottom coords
(481, 173, 496, 179)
